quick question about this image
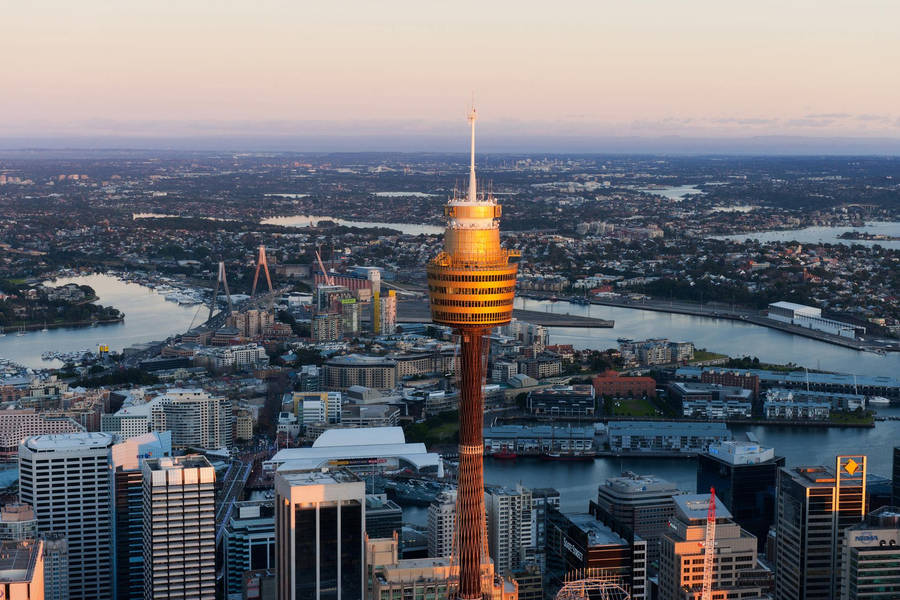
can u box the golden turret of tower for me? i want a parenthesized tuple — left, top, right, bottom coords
(427, 108, 520, 327)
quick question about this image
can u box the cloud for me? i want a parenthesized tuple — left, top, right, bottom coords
(786, 118, 835, 128)
(804, 113, 851, 119)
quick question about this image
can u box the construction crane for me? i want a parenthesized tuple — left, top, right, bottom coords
(701, 487, 717, 600)
(315, 248, 334, 286)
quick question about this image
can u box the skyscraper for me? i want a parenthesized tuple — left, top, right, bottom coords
(594, 472, 680, 566)
(148, 389, 233, 450)
(43, 533, 70, 600)
(841, 505, 900, 599)
(19, 432, 115, 600)
(658, 494, 764, 600)
(275, 467, 365, 600)
(426, 108, 519, 599)
(224, 501, 276, 599)
(486, 485, 534, 576)
(775, 455, 867, 600)
(697, 440, 785, 551)
(427, 489, 457, 558)
(111, 432, 172, 600)
(141, 456, 216, 600)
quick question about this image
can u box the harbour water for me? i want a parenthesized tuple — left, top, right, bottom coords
(484, 408, 900, 512)
(515, 297, 898, 377)
(260, 214, 443, 236)
(0, 274, 199, 370)
(714, 221, 900, 250)
(389, 407, 900, 525)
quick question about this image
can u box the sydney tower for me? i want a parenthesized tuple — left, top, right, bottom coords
(427, 109, 519, 599)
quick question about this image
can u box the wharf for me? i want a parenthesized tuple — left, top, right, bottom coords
(397, 300, 614, 328)
(520, 292, 896, 353)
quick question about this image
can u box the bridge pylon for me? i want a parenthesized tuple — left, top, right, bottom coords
(209, 261, 234, 321)
(251, 245, 273, 297)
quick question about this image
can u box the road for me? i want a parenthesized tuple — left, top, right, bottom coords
(215, 458, 253, 547)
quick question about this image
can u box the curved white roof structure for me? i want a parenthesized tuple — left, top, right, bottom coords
(266, 426, 442, 476)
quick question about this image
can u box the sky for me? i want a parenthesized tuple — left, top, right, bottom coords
(3, 0, 899, 152)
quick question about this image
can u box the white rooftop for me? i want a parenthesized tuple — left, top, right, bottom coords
(268, 427, 441, 474)
(674, 494, 732, 522)
(313, 426, 406, 447)
(769, 301, 820, 313)
(707, 441, 776, 465)
(23, 432, 115, 451)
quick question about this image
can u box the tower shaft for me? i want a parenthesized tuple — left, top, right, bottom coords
(456, 326, 488, 599)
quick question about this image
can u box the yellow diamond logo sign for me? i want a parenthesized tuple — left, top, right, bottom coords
(844, 458, 859, 476)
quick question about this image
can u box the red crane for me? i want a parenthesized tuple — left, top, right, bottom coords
(701, 487, 717, 600)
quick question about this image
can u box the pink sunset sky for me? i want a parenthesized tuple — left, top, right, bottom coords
(3, 0, 898, 149)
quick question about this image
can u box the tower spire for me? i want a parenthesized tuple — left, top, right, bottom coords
(467, 106, 477, 202)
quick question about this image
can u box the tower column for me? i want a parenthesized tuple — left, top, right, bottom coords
(456, 326, 487, 599)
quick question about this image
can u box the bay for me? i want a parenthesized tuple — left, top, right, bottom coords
(515, 297, 898, 377)
(260, 214, 443, 236)
(0, 274, 199, 370)
(713, 221, 900, 250)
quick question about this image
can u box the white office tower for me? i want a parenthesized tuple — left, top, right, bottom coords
(427, 490, 457, 558)
(19, 433, 115, 600)
(141, 456, 216, 600)
(275, 467, 366, 600)
(486, 485, 534, 576)
(149, 389, 233, 450)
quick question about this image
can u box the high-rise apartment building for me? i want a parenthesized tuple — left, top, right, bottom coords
(486, 485, 534, 575)
(149, 389, 233, 450)
(0, 410, 85, 457)
(595, 472, 680, 565)
(0, 539, 44, 600)
(19, 432, 115, 600)
(141, 456, 216, 600)
(224, 501, 276, 599)
(312, 312, 343, 342)
(775, 456, 867, 600)
(0, 503, 38, 541)
(379, 290, 397, 335)
(340, 299, 360, 334)
(841, 505, 900, 599)
(698, 440, 785, 551)
(658, 494, 764, 600)
(427, 490, 457, 558)
(275, 467, 365, 600)
(111, 432, 172, 600)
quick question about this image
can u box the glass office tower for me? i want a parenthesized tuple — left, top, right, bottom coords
(697, 440, 785, 551)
